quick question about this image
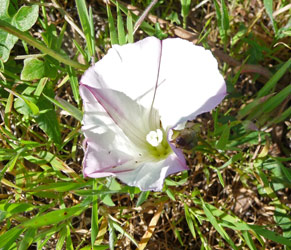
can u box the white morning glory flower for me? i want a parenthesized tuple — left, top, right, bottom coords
(79, 37, 226, 191)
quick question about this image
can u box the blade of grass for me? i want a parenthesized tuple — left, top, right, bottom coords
(107, 4, 118, 45)
(75, 0, 94, 57)
(68, 66, 80, 105)
(116, 2, 126, 45)
(91, 179, 99, 247)
(0, 20, 88, 70)
(43, 94, 83, 122)
(126, 11, 134, 43)
(263, 0, 278, 33)
(257, 59, 291, 98)
(202, 201, 238, 250)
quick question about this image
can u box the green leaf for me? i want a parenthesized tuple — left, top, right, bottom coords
(213, 0, 229, 48)
(263, 0, 278, 33)
(255, 84, 291, 117)
(0, 0, 9, 17)
(0, 19, 88, 69)
(68, 66, 80, 105)
(21, 205, 86, 228)
(126, 11, 134, 43)
(0, 227, 25, 249)
(180, 0, 191, 28)
(44, 94, 83, 122)
(35, 109, 61, 145)
(0, 202, 35, 220)
(116, 2, 126, 45)
(75, 0, 94, 57)
(0, 4, 39, 62)
(257, 59, 291, 98)
(136, 191, 150, 207)
(107, 4, 118, 45)
(56, 226, 67, 250)
(13, 5, 39, 32)
(21, 58, 45, 80)
(216, 124, 230, 150)
(27, 180, 91, 192)
(202, 201, 238, 249)
(109, 217, 138, 247)
(0, 147, 24, 182)
(91, 179, 99, 247)
(184, 204, 196, 239)
(66, 225, 74, 250)
(221, 0, 229, 33)
(12, 87, 39, 115)
(242, 230, 257, 250)
(18, 228, 37, 250)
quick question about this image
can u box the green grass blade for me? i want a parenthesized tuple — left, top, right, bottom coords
(184, 204, 196, 239)
(180, 0, 191, 29)
(257, 59, 291, 98)
(216, 124, 230, 150)
(66, 225, 74, 250)
(91, 179, 99, 247)
(117, 2, 126, 45)
(202, 201, 238, 250)
(263, 0, 278, 33)
(126, 11, 134, 43)
(19, 228, 37, 250)
(68, 66, 81, 105)
(0, 19, 88, 70)
(43, 94, 83, 122)
(107, 4, 118, 45)
(267, 106, 291, 126)
(21, 205, 86, 228)
(221, 0, 229, 33)
(242, 230, 257, 250)
(56, 226, 67, 250)
(89, 6, 96, 59)
(136, 191, 150, 207)
(75, 0, 94, 57)
(0, 227, 25, 248)
(256, 84, 291, 116)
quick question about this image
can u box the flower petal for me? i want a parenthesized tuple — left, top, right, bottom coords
(81, 36, 162, 108)
(117, 153, 188, 191)
(80, 86, 139, 177)
(155, 38, 226, 127)
(80, 82, 162, 177)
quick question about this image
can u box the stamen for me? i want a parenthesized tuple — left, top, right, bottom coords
(146, 129, 163, 147)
